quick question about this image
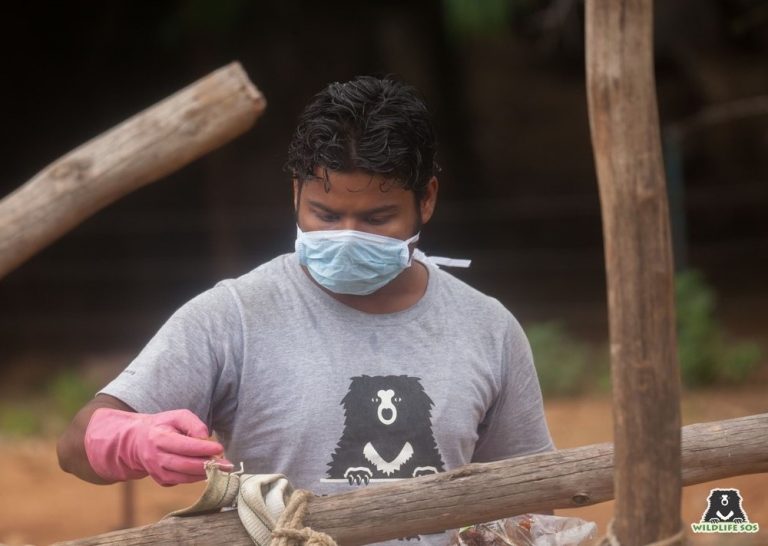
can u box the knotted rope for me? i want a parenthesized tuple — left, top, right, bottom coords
(272, 489, 337, 546)
(166, 461, 337, 546)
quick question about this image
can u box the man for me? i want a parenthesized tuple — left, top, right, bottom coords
(58, 76, 553, 544)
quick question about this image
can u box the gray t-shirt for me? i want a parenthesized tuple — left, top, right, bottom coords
(101, 253, 553, 545)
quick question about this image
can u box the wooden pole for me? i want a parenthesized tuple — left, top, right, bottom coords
(53, 414, 768, 546)
(585, 1, 682, 545)
(120, 480, 136, 530)
(0, 62, 266, 280)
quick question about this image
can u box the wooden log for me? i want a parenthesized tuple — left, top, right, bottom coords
(53, 413, 768, 546)
(0, 62, 265, 280)
(585, 2, 682, 545)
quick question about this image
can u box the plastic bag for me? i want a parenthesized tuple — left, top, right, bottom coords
(450, 514, 598, 546)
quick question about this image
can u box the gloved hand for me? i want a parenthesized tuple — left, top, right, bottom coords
(84, 407, 231, 486)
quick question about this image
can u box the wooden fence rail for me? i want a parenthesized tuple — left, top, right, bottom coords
(54, 413, 768, 546)
(0, 62, 265, 280)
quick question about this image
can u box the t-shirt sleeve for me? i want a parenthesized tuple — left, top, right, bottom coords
(99, 283, 242, 431)
(471, 313, 554, 463)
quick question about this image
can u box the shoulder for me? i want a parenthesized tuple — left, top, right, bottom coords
(427, 263, 529, 350)
(212, 253, 302, 310)
(170, 254, 293, 320)
(431, 265, 516, 324)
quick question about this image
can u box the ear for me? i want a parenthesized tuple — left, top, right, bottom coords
(292, 179, 299, 211)
(419, 177, 439, 224)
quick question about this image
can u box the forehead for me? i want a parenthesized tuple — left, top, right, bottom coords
(299, 169, 413, 209)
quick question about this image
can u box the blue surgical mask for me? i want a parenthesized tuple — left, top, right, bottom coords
(295, 226, 420, 295)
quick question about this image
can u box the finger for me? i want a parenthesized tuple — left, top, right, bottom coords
(151, 468, 209, 487)
(154, 430, 225, 458)
(158, 454, 212, 476)
(158, 409, 210, 438)
(212, 457, 235, 471)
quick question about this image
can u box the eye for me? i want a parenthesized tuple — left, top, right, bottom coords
(394, 397, 402, 403)
(366, 215, 393, 225)
(318, 212, 339, 223)
(371, 397, 378, 404)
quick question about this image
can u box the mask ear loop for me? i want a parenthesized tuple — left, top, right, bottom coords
(405, 232, 421, 266)
(413, 248, 472, 269)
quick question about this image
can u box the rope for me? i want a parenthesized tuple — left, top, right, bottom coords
(601, 519, 686, 546)
(165, 462, 337, 546)
(272, 489, 338, 546)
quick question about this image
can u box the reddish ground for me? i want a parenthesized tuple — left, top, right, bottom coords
(0, 387, 765, 546)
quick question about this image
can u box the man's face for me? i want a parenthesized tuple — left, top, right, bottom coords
(294, 169, 437, 241)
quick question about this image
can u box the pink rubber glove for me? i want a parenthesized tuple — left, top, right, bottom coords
(84, 408, 230, 486)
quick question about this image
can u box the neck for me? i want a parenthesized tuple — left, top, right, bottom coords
(302, 261, 429, 314)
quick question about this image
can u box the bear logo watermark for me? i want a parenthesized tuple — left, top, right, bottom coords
(691, 488, 760, 534)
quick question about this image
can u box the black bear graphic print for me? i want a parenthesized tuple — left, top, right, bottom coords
(325, 375, 445, 485)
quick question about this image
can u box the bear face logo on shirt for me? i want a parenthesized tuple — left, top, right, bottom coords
(325, 375, 445, 485)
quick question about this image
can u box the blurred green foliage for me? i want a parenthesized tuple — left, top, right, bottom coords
(0, 370, 95, 438)
(443, 0, 512, 37)
(676, 270, 762, 386)
(0, 405, 42, 437)
(530, 270, 763, 396)
(527, 321, 608, 396)
(47, 370, 96, 418)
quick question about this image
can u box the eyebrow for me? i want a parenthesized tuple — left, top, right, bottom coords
(306, 200, 400, 216)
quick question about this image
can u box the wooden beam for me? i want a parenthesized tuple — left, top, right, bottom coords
(0, 62, 266, 280)
(53, 414, 768, 546)
(585, 2, 682, 545)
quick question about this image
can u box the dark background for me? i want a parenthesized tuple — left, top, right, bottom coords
(1, 0, 767, 375)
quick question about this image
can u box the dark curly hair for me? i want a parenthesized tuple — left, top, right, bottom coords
(286, 76, 438, 202)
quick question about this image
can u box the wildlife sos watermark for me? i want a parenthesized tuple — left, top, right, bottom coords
(691, 488, 760, 534)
